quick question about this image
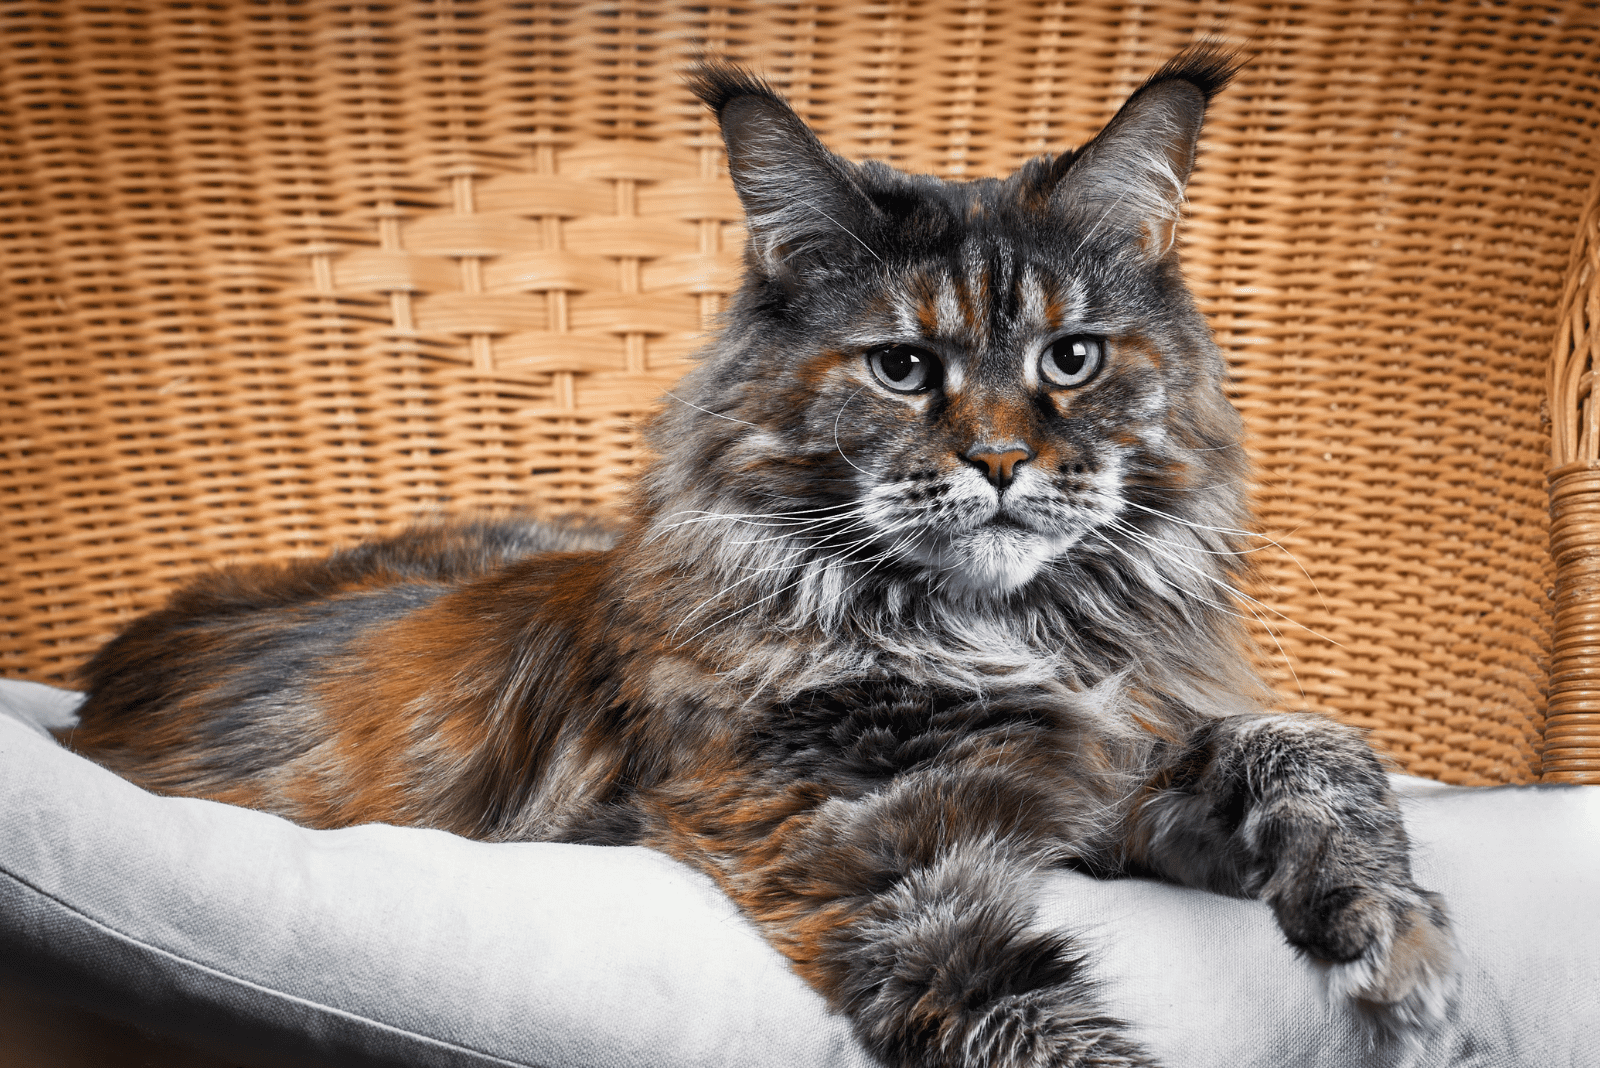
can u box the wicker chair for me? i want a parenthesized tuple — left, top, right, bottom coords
(4, 2, 1600, 1064)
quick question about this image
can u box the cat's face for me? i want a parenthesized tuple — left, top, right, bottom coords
(850, 261, 1167, 596)
(756, 225, 1207, 598)
(652, 56, 1247, 605)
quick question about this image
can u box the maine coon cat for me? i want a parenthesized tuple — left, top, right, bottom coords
(68, 49, 1454, 1067)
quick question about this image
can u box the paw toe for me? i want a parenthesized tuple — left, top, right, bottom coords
(1325, 891, 1456, 1030)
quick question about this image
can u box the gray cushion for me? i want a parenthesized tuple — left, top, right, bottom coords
(1, 678, 1595, 1067)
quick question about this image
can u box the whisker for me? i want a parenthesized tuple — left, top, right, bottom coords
(661, 504, 855, 525)
(675, 532, 897, 648)
(1239, 596, 1308, 705)
(1102, 523, 1341, 648)
(1088, 529, 1260, 631)
(1121, 499, 1332, 617)
(1120, 500, 1264, 542)
(651, 502, 862, 539)
(669, 565, 775, 640)
(1106, 516, 1258, 559)
(674, 572, 813, 648)
(825, 529, 920, 610)
(663, 391, 760, 429)
(671, 514, 922, 642)
(729, 516, 882, 556)
(722, 511, 867, 543)
(834, 386, 871, 476)
(1167, 440, 1246, 453)
(800, 199, 883, 263)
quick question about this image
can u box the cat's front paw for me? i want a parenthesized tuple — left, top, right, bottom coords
(873, 981, 1165, 1068)
(960, 993, 1162, 1068)
(1277, 883, 1456, 1032)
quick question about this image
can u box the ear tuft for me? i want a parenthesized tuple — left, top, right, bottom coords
(1049, 45, 1243, 260)
(1144, 42, 1242, 105)
(685, 61, 786, 118)
(687, 61, 881, 277)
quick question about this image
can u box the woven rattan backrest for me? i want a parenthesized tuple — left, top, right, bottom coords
(5, 2, 1600, 784)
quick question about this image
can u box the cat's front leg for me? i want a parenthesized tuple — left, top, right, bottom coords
(648, 766, 1159, 1068)
(1125, 713, 1455, 1031)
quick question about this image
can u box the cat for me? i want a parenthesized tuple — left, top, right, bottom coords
(66, 48, 1454, 1068)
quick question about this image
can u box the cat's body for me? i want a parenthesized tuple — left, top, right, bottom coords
(69, 51, 1454, 1068)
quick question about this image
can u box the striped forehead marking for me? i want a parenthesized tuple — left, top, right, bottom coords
(890, 260, 1082, 348)
(1017, 264, 1050, 328)
(934, 274, 969, 341)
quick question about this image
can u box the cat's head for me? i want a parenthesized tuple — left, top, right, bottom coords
(645, 50, 1250, 614)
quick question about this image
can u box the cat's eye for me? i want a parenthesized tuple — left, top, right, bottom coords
(1040, 335, 1105, 388)
(867, 344, 943, 394)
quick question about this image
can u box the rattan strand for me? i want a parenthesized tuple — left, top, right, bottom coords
(5, 2, 1600, 784)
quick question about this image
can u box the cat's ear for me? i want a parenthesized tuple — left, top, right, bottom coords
(1045, 47, 1239, 260)
(689, 63, 881, 276)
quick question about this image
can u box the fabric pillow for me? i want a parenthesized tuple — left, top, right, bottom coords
(1, 678, 1595, 1067)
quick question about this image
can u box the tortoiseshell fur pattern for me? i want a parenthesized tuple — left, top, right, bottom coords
(70, 49, 1454, 1067)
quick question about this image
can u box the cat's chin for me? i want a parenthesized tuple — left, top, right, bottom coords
(911, 525, 1070, 599)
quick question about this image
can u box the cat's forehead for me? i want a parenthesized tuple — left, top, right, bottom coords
(874, 242, 1091, 353)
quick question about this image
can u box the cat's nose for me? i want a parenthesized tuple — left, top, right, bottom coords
(963, 444, 1034, 491)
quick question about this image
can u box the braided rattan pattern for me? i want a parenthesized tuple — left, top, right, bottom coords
(5, 2, 1599, 784)
(1547, 175, 1600, 784)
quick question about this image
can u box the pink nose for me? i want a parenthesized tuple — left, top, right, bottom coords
(964, 446, 1033, 490)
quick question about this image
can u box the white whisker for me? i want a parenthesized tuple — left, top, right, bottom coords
(664, 391, 760, 429)
(1100, 522, 1340, 648)
(1087, 529, 1257, 630)
(669, 513, 922, 645)
(1168, 440, 1246, 453)
(651, 502, 862, 540)
(1106, 516, 1257, 558)
(1121, 499, 1331, 617)
(800, 199, 883, 263)
(1239, 596, 1308, 704)
(835, 386, 871, 476)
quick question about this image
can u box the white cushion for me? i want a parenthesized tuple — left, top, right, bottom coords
(2, 678, 1595, 1066)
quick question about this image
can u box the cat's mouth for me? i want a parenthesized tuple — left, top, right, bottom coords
(867, 468, 1125, 597)
(897, 512, 1076, 597)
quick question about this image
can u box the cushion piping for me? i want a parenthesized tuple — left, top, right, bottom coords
(0, 864, 545, 1068)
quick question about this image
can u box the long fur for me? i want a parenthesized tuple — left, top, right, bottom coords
(67, 48, 1453, 1068)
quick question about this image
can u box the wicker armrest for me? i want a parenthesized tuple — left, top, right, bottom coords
(1547, 174, 1600, 784)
